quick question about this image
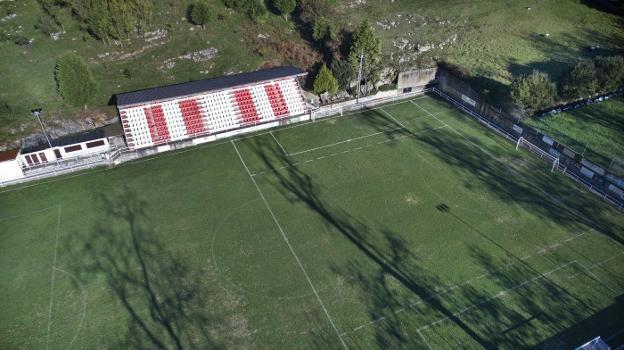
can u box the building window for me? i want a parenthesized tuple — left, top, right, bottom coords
(64, 144, 82, 153)
(86, 140, 106, 148)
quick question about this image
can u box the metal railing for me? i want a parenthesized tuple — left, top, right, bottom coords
(431, 88, 623, 209)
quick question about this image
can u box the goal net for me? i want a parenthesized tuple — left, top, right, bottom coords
(515, 137, 560, 173)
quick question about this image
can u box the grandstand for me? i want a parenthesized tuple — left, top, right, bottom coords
(115, 66, 308, 150)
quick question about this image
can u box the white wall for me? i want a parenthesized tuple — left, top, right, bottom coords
(0, 159, 24, 182)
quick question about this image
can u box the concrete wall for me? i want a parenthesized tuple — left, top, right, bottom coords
(0, 159, 24, 183)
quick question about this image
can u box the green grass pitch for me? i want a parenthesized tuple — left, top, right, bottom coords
(1, 95, 623, 349)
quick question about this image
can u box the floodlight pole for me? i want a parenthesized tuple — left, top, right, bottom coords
(31, 108, 53, 149)
(356, 49, 364, 104)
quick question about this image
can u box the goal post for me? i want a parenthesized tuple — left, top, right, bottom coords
(515, 137, 560, 173)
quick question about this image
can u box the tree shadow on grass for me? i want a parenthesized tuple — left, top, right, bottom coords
(65, 188, 226, 349)
(250, 102, 623, 347)
(249, 136, 496, 348)
(411, 118, 624, 247)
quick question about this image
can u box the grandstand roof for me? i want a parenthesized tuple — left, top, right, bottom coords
(115, 66, 307, 107)
(21, 128, 106, 154)
(0, 149, 19, 162)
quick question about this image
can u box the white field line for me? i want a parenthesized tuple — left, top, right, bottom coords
(340, 230, 590, 336)
(231, 141, 347, 349)
(568, 251, 624, 281)
(578, 263, 619, 295)
(251, 125, 449, 177)
(418, 329, 434, 350)
(288, 124, 401, 156)
(53, 267, 88, 346)
(410, 100, 450, 129)
(378, 108, 408, 130)
(0, 205, 58, 222)
(270, 131, 289, 156)
(417, 260, 577, 331)
(45, 205, 62, 350)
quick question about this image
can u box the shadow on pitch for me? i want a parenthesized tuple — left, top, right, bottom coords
(65, 188, 225, 349)
(249, 136, 496, 349)
(248, 106, 623, 347)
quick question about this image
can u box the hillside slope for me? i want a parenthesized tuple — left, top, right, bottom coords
(0, 0, 621, 148)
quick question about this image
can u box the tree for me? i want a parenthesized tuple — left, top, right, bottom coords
(331, 59, 355, 90)
(273, 0, 295, 21)
(312, 16, 331, 43)
(348, 20, 382, 88)
(189, 1, 211, 29)
(559, 60, 598, 99)
(510, 70, 557, 114)
(55, 52, 98, 107)
(69, 0, 154, 42)
(594, 55, 624, 93)
(297, 0, 333, 24)
(222, 0, 267, 19)
(313, 64, 338, 96)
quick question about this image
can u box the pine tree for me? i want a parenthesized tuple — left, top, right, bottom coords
(348, 20, 382, 87)
(274, 0, 296, 21)
(313, 64, 339, 96)
(55, 52, 98, 107)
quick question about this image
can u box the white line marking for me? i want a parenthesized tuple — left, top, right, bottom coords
(418, 329, 434, 350)
(270, 131, 289, 156)
(345, 230, 589, 336)
(578, 263, 618, 295)
(379, 108, 408, 130)
(0, 205, 58, 222)
(54, 267, 88, 346)
(231, 141, 347, 349)
(45, 205, 62, 350)
(418, 261, 576, 331)
(288, 125, 401, 156)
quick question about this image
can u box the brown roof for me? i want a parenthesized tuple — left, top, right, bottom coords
(0, 149, 19, 162)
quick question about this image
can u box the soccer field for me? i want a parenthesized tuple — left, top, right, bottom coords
(1, 95, 623, 349)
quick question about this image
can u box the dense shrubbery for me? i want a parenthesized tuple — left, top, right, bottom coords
(189, 1, 212, 28)
(510, 55, 624, 114)
(222, 0, 267, 19)
(55, 53, 98, 107)
(35, 0, 153, 42)
(510, 70, 557, 114)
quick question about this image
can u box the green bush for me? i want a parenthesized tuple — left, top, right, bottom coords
(559, 60, 598, 99)
(189, 1, 211, 28)
(55, 52, 98, 107)
(594, 55, 624, 93)
(378, 83, 397, 92)
(510, 70, 557, 114)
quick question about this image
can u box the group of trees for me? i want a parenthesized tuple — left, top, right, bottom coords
(511, 55, 624, 115)
(36, 0, 154, 43)
(313, 20, 381, 98)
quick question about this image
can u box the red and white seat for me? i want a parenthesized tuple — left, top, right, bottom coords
(118, 78, 307, 150)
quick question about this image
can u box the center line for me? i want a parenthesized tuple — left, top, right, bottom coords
(231, 141, 347, 349)
(45, 205, 62, 350)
